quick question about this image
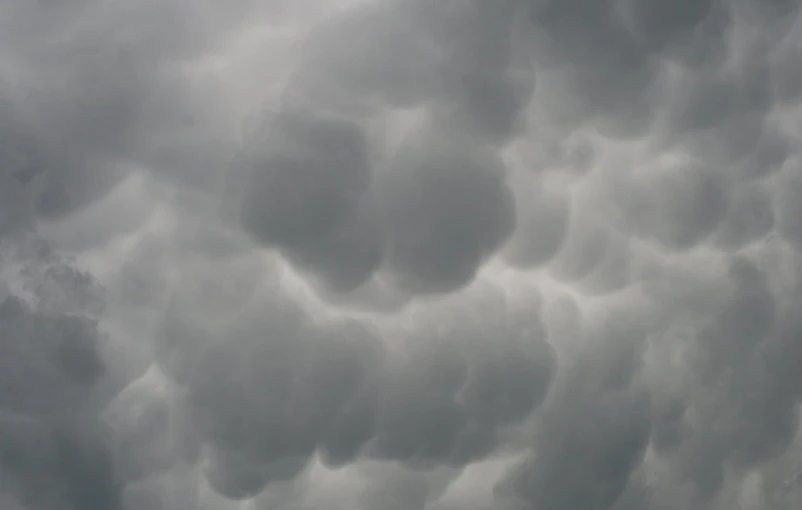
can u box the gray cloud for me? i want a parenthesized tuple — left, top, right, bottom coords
(229, 104, 383, 292)
(136, 277, 553, 499)
(222, 0, 537, 296)
(2, 0, 802, 509)
(0, 238, 119, 510)
(498, 300, 653, 510)
(377, 114, 517, 293)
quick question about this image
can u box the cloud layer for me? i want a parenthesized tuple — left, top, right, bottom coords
(2, 0, 802, 509)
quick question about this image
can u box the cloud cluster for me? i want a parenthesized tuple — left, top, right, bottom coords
(226, 0, 532, 295)
(2, 0, 802, 509)
(0, 238, 119, 510)
(105, 264, 553, 501)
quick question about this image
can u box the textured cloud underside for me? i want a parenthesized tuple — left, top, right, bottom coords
(1, 1, 802, 509)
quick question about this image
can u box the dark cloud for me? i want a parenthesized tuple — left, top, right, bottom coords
(235, 107, 373, 246)
(230, 104, 383, 292)
(223, 0, 537, 296)
(229, 98, 519, 296)
(2, 0, 802, 508)
(0, 239, 120, 510)
(378, 115, 517, 293)
(499, 303, 653, 510)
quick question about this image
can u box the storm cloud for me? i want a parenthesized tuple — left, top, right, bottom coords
(2, 0, 802, 509)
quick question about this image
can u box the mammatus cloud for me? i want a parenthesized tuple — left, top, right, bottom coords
(2, 0, 802, 509)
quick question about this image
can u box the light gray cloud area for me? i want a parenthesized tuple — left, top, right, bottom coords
(2, 0, 802, 510)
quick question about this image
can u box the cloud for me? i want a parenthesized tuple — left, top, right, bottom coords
(130, 274, 553, 499)
(503, 175, 571, 269)
(377, 113, 517, 293)
(498, 298, 654, 510)
(226, 0, 532, 295)
(2, 0, 802, 509)
(229, 103, 383, 292)
(0, 237, 119, 510)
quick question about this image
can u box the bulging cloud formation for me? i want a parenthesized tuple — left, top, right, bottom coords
(2, 0, 802, 509)
(227, 0, 531, 295)
(108, 270, 553, 501)
(0, 237, 119, 510)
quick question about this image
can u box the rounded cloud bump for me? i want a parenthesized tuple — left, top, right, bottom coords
(2, 0, 802, 509)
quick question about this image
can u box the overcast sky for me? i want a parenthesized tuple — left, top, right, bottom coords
(1, 0, 802, 509)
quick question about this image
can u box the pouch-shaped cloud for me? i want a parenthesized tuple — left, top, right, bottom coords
(378, 115, 517, 293)
(124, 277, 554, 499)
(230, 104, 384, 292)
(230, 102, 518, 295)
(236, 107, 372, 246)
(3, 0, 802, 509)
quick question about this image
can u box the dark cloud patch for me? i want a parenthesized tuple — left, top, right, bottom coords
(379, 116, 517, 294)
(619, 0, 717, 56)
(499, 305, 652, 510)
(231, 105, 383, 292)
(280, 197, 385, 293)
(0, 239, 120, 510)
(224, 0, 539, 295)
(230, 104, 518, 295)
(236, 107, 372, 246)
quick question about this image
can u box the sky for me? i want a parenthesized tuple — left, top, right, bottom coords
(1, 0, 802, 509)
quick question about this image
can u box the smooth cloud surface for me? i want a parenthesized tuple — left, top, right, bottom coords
(2, 0, 802, 509)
